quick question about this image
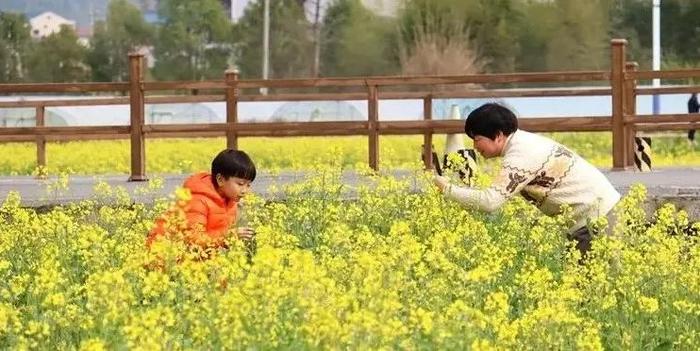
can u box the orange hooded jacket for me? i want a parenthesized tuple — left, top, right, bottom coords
(146, 172, 238, 250)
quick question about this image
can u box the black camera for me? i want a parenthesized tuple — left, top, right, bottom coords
(423, 145, 478, 185)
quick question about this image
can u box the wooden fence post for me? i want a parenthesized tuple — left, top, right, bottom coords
(611, 39, 628, 170)
(625, 61, 639, 168)
(35, 105, 46, 174)
(225, 68, 240, 150)
(128, 53, 147, 181)
(422, 96, 433, 169)
(367, 84, 379, 171)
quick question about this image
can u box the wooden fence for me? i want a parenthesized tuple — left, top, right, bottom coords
(1, 39, 700, 180)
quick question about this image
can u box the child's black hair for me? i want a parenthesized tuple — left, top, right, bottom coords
(464, 103, 518, 140)
(211, 149, 256, 185)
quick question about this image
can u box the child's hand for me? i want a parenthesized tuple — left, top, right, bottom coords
(237, 227, 256, 240)
(433, 175, 450, 193)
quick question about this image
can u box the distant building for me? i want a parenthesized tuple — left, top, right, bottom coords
(29, 11, 76, 39)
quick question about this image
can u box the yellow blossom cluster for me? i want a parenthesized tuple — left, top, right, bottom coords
(0, 168, 698, 349)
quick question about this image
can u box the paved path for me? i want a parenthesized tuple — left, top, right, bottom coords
(1, 167, 699, 216)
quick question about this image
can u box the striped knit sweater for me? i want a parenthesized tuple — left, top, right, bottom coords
(446, 130, 620, 232)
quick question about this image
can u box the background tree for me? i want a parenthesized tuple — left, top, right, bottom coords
(26, 25, 89, 82)
(466, 0, 522, 73)
(512, 0, 551, 72)
(611, 0, 700, 69)
(0, 12, 32, 82)
(3, 0, 700, 82)
(152, 0, 232, 80)
(321, 0, 398, 77)
(87, 0, 154, 82)
(398, 0, 520, 73)
(233, 0, 313, 79)
(542, 0, 611, 70)
(398, 0, 483, 79)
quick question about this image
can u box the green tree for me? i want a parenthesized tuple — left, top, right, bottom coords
(467, 0, 522, 73)
(26, 25, 90, 82)
(233, 0, 313, 79)
(543, 0, 611, 70)
(87, 0, 154, 82)
(513, 0, 551, 72)
(609, 0, 647, 65)
(153, 0, 232, 81)
(399, 0, 521, 73)
(0, 12, 32, 82)
(611, 0, 700, 69)
(321, 0, 399, 77)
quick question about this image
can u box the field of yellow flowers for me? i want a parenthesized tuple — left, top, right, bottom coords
(0, 132, 697, 175)
(1, 166, 699, 349)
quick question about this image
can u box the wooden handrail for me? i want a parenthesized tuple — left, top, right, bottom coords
(628, 69, 700, 80)
(626, 113, 700, 124)
(233, 71, 610, 89)
(0, 87, 613, 109)
(0, 126, 130, 136)
(0, 82, 129, 93)
(635, 85, 700, 95)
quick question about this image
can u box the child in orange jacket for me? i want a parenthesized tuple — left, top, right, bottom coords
(146, 149, 256, 253)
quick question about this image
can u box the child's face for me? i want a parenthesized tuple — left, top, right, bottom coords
(217, 175, 252, 202)
(473, 133, 506, 159)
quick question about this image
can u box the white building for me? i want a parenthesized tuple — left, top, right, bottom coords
(29, 11, 76, 39)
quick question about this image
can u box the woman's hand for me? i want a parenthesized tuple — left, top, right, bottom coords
(237, 227, 256, 240)
(433, 175, 450, 193)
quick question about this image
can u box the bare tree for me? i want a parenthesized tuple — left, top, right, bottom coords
(400, 8, 485, 91)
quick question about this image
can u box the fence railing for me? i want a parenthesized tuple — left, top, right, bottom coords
(1, 39, 700, 180)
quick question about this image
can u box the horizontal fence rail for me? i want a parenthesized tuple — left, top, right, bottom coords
(1, 39, 699, 179)
(627, 69, 700, 80)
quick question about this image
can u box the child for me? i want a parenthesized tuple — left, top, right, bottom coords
(433, 103, 620, 257)
(146, 149, 256, 254)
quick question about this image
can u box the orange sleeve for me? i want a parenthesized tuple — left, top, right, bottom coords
(184, 198, 226, 249)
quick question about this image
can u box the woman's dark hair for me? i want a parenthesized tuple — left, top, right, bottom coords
(464, 103, 518, 140)
(211, 149, 256, 184)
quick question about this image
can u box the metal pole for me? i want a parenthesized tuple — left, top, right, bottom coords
(261, 0, 270, 95)
(312, 0, 322, 77)
(652, 0, 661, 115)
